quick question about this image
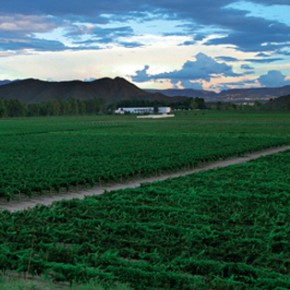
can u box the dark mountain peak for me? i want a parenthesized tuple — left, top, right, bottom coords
(96, 77, 114, 82)
(114, 76, 125, 81)
(0, 77, 171, 104)
(22, 78, 44, 83)
(114, 76, 139, 87)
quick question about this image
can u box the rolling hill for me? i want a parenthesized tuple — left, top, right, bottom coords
(0, 77, 184, 104)
(263, 94, 290, 110)
(147, 88, 218, 100)
(218, 86, 290, 103)
(2, 77, 290, 104)
(148, 85, 290, 103)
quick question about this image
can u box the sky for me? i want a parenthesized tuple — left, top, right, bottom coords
(1, 0, 290, 91)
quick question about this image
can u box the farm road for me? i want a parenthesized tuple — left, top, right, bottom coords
(1, 145, 290, 213)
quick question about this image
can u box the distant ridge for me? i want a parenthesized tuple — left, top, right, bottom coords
(0, 77, 185, 104)
(148, 85, 290, 103)
(0, 80, 12, 86)
(147, 89, 217, 100)
(218, 86, 290, 103)
(263, 94, 290, 110)
(1, 77, 290, 104)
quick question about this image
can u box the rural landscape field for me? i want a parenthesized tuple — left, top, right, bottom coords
(0, 112, 289, 201)
(0, 111, 290, 289)
(1, 0, 290, 289)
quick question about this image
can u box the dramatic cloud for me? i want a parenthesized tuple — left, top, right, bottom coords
(206, 19, 290, 52)
(1, 1, 290, 88)
(155, 53, 239, 81)
(132, 65, 151, 82)
(1, 1, 290, 54)
(132, 53, 240, 88)
(258, 70, 290, 87)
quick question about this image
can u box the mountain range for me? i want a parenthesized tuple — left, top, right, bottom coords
(1, 78, 290, 104)
(0, 78, 186, 104)
(148, 86, 290, 103)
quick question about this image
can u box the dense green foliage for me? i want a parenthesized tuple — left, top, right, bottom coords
(0, 98, 105, 117)
(0, 151, 289, 289)
(0, 112, 289, 200)
(0, 97, 206, 118)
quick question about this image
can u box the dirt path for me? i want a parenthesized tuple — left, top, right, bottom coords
(1, 145, 290, 213)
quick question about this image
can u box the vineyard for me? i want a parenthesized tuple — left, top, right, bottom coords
(0, 149, 289, 289)
(0, 111, 290, 200)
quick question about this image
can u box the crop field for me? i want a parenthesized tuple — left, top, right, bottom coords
(0, 149, 289, 289)
(0, 111, 289, 200)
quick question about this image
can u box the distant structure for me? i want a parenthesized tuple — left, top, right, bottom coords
(137, 114, 175, 119)
(115, 107, 171, 114)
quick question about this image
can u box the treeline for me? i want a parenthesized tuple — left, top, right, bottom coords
(107, 97, 206, 112)
(207, 101, 264, 111)
(0, 98, 105, 118)
(0, 97, 269, 118)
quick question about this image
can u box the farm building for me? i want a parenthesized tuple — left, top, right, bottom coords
(115, 107, 171, 114)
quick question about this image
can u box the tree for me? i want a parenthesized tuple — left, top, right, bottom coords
(6, 99, 25, 117)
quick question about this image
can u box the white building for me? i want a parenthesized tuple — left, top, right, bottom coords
(158, 107, 172, 114)
(115, 107, 171, 114)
